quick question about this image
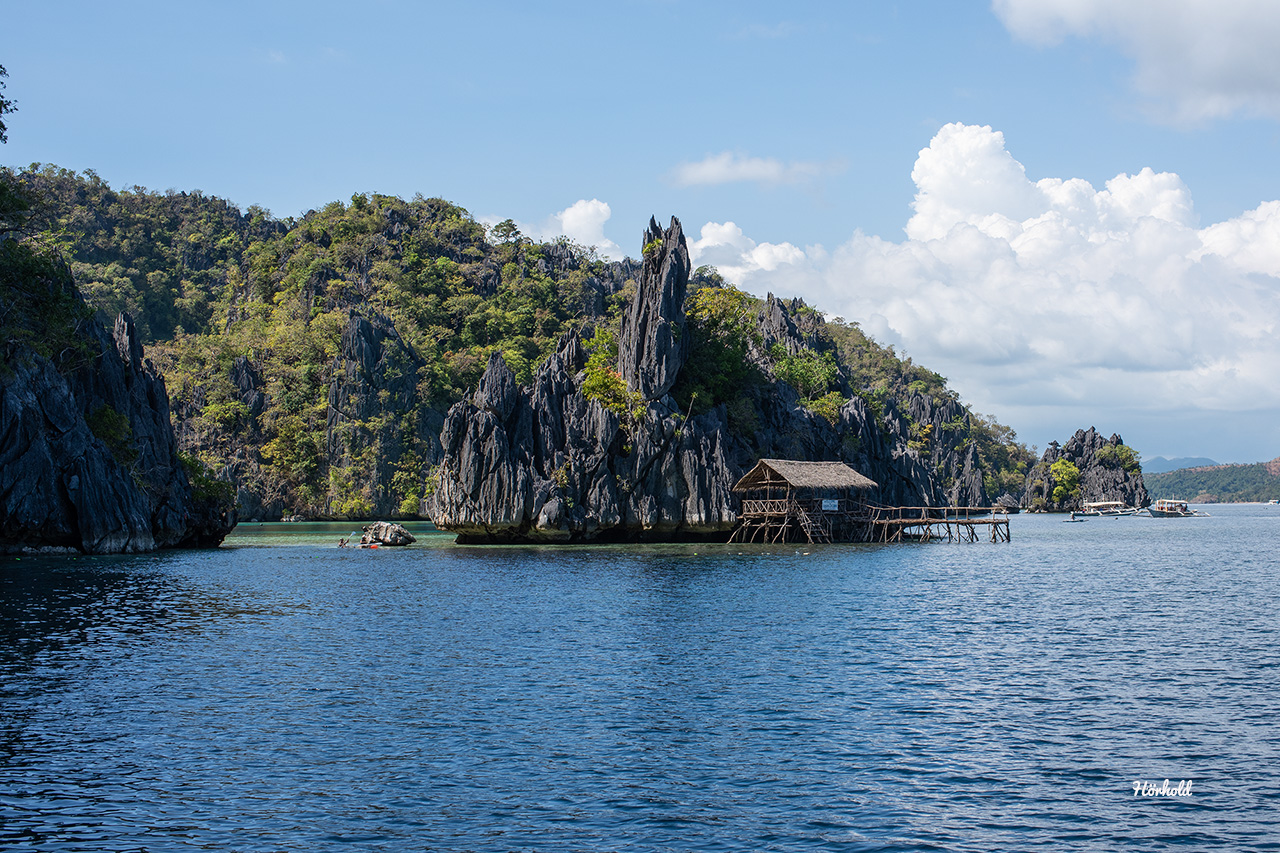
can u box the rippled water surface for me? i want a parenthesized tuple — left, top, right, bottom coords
(3, 508, 1279, 851)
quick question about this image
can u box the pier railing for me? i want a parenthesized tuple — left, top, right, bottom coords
(862, 504, 1011, 543)
(730, 500, 1010, 544)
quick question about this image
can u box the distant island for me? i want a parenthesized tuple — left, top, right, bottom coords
(1144, 458, 1280, 503)
(1142, 456, 1220, 474)
(3, 165, 1047, 532)
(1020, 428, 1147, 511)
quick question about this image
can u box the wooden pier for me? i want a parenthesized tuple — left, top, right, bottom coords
(727, 459, 1011, 545)
(864, 504, 1011, 544)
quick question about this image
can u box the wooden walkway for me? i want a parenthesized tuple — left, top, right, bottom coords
(728, 500, 1011, 544)
(865, 505, 1011, 543)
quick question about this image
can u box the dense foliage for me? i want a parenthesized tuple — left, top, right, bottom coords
(6, 164, 1037, 517)
(670, 276, 763, 422)
(1050, 458, 1082, 504)
(582, 327, 644, 428)
(0, 178, 96, 372)
(1094, 442, 1141, 473)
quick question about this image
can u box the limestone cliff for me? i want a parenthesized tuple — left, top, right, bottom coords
(1021, 427, 1148, 511)
(1, 242, 236, 552)
(618, 217, 689, 400)
(429, 216, 968, 543)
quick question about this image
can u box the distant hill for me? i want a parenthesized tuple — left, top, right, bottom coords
(1142, 456, 1219, 474)
(1144, 458, 1280, 503)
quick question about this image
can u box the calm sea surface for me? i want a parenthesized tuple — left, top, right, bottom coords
(2, 506, 1278, 851)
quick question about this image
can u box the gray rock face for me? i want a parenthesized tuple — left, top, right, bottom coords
(618, 217, 689, 400)
(1021, 427, 1148, 510)
(431, 335, 740, 542)
(361, 521, 416, 546)
(428, 325, 959, 543)
(906, 393, 988, 506)
(0, 265, 236, 553)
(428, 217, 978, 542)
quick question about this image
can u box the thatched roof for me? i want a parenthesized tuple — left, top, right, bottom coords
(731, 459, 878, 492)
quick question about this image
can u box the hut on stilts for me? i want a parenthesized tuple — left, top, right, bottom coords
(729, 459, 878, 544)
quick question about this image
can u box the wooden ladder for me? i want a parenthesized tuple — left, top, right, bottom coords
(794, 506, 832, 544)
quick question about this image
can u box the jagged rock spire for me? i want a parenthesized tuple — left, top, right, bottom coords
(618, 216, 690, 400)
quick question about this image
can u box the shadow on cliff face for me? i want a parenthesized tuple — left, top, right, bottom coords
(1, 237, 237, 553)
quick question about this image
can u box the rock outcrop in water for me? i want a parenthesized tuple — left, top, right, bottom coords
(361, 521, 416, 546)
(430, 216, 980, 543)
(0, 244, 236, 553)
(1021, 427, 1148, 511)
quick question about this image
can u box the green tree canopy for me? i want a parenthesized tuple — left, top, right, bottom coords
(1050, 458, 1082, 504)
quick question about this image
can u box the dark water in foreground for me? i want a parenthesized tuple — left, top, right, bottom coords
(2, 507, 1278, 851)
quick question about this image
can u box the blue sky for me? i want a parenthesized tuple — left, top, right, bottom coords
(6, 1, 1280, 463)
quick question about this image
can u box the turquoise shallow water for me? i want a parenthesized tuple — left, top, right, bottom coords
(2, 506, 1278, 851)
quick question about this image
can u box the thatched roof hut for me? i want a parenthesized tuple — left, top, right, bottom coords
(729, 460, 878, 544)
(732, 459, 878, 493)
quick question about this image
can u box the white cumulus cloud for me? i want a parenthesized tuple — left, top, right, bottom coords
(485, 198, 624, 260)
(689, 221, 807, 280)
(701, 122, 1280, 456)
(671, 152, 841, 187)
(993, 0, 1280, 121)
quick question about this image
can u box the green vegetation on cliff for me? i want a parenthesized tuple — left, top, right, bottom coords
(5, 164, 1035, 518)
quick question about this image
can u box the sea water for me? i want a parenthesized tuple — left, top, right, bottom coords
(2, 506, 1278, 851)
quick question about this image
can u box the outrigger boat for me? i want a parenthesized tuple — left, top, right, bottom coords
(1147, 499, 1209, 518)
(1080, 501, 1137, 517)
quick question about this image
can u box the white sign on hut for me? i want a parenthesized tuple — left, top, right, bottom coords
(729, 459, 879, 544)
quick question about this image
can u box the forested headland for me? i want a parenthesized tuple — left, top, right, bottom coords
(1144, 459, 1280, 503)
(4, 164, 1037, 520)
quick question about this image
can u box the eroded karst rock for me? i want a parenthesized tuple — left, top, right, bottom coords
(1, 251, 237, 553)
(428, 214, 973, 543)
(1021, 427, 1148, 510)
(618, 216, 689, 400)
(361, 521, 416, 546)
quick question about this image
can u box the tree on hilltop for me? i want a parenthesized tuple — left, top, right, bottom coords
(0, 64, 16, 144)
